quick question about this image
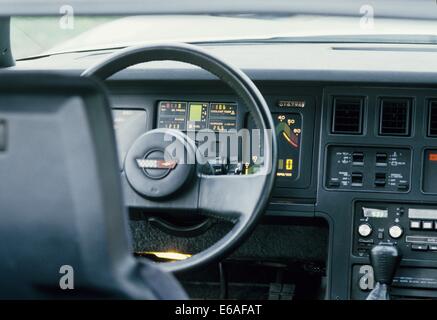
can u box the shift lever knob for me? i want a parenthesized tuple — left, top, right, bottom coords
(370, 244, 401, 285)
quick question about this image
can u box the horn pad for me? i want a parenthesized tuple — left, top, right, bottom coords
(124, 129, 196, 199)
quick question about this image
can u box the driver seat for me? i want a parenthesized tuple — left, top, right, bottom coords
(0, 72, 187, 299)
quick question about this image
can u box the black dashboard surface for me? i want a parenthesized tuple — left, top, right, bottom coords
(12, 42, 437, 299)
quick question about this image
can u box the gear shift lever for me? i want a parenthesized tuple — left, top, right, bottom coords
(366, 244, 401, 300)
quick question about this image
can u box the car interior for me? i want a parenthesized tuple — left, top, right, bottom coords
(2, 0, 437, 301)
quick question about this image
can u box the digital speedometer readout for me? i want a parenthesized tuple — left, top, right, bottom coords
(158, 101, 187, 130)
(274, 113, 302, 180)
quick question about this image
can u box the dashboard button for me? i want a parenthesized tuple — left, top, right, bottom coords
(422, 221, 434, 230)
(351, 172, 363, 186)
(376, 153, 388, 166)
(352, 152, 364, 165)
(410, 220, 421, 230)
(411, 244, 428, 251)
(374, 172, 386, 187)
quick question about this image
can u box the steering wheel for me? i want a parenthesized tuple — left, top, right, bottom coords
(82, 43, 277, 273)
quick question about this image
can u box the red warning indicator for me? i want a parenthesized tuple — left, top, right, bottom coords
(429, 153, 437, 161)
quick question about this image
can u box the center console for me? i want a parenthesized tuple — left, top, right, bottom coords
(319, 86, 437, 300)
(351, 201, 437, 299)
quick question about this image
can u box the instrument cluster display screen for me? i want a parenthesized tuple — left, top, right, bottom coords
(158, 101, 237, 132)
(158, 101, 188, 130)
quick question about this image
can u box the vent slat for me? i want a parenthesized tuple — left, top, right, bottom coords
(429, 100, 437, 136)
(379, 98, 410, 136)
(331, 97, 363, 134)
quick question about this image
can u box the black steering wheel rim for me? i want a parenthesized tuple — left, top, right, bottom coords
(82, 42, 277, 273)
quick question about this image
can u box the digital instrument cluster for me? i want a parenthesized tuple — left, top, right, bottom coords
(157, 101, 304, 182)
(157, 101, 238, 132)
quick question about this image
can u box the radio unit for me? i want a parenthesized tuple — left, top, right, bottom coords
(353, 202, 437, 260)
(352, 202, 437, 299)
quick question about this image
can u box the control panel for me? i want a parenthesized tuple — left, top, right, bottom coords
(326, 146, 411, 192)
(353, 202, 437, 260)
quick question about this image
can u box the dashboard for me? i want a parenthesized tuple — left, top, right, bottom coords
(110, 81, 437, 300)
(16, 41, 437, 300)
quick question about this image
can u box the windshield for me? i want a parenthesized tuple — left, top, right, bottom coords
(11, 14, 437, 59)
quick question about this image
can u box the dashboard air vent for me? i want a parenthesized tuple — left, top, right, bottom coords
(331, 97, 363, 134)
(428, 100, 437, 136)
(379, 98, 411, 136)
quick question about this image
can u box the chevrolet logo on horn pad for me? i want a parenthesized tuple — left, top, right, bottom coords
(136, 159, 178, 170)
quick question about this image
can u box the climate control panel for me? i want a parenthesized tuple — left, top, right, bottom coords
(326, 146, 411, 192)
(353, 202, 437, 260)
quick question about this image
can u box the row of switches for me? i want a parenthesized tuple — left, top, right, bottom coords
(352, 152, 388, 166)
(351, 172, 387, 187)
(329, 173, 409, 190)
(410, 220, 437, 230)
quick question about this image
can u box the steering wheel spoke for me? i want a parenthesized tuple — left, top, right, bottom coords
(198, 174, 267, 222)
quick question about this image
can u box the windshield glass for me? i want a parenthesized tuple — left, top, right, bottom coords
(11, 16, 116, 59)
(11, 14, 437, 59)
